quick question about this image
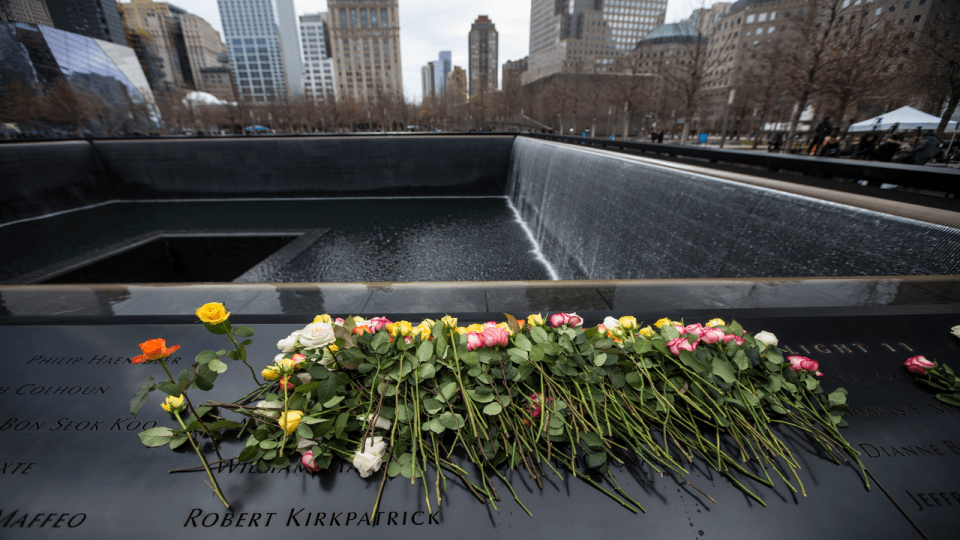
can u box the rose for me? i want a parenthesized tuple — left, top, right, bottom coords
(684, 324, 705, 338)
(466, 332, 484, 351)
(313, 314, 333, 324)
(277, 330, 301, 352)
(603, 316, 620, 330)
(527, 313, 544, 326)
(352, 436, 388, 478)
(302, 451, 321, 473)
(299, 322, 336, 349)
(333, 318, 345, 326)
(387, 321, 413, 336)
(276, 357, 295, 375)
(358, 414, 392, 430)
(567, 313, 583, 327)
(655, 318, 680, 329)
(481, 327, 509, 348)
(754, 331, 779, 348)
(196, 302, 230, 324)
(667, 337, 698, 356)
(722, 333, 746, 346)
(549, 313, 582, 327)
(279, 376, 295, 391)
(705, 318, 726, 328)
(952, 325, 960, 339)
(262, 365, 280, 380)
(161, 394, 185, 413)
(255, 400, 283, 419)
(279, 410, 303, 435)
(618, 316, 638, 330)
(788, 355, 820, 373)
(904, 355, 935, 374)
(369, 317, 393, 332)
(291, 353, 307, 370)
(638, 326, 655, 338)
(132, 338, 180, 364)
(700, 327, 725, 344)
(441, 315, 458, 328)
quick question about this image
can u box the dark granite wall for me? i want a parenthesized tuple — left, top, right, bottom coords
(0, 136, 515, 224)
(508, 137, 960, 279)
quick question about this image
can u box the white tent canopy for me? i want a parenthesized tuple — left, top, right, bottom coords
(849, 106, 957, 133)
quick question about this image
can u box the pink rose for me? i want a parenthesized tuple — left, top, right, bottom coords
(333, 318, 345, 326)
(684, 324, 705, 338)
(302, 451, 321, 473)
(549, 313, 567, 327)
(701, 328, 725, 344)
(291, 353, 307, 369)
(403, 336, 413, 345)
(904, 355, 935, 374)
(667, 337, 698, 356)
(788, 355, 820, 373)
(567, 313, 583, 327)
(484, 321, 498, 329)
(597, 324, 607, 334)
(722, 333, 745, 346)
(467, 332, 484, 351)
(481, 327, 509, 348)
(369, 317, 392, 332)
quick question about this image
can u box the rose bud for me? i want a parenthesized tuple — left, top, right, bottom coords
(700, 327, 725, 344)
(684, 324, 706, 338)
(466, 332, 484, 351)
(904, 355, 935, 374)
(667, 337, 698, 356)
(754, 331, 779, 348)
(302, 451, 321, 473)
(566, 313, 583, 327)
(549, 313, 568, 327)
(369, 317, 393, 332)
(787, 356, 820, 373)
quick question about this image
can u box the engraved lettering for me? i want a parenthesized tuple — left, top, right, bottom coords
(387, 511, 398, 525)
(314, 512, 325, 526)
(287, 508, 303, 526)
(834, 344, 853, 354)
(945, 441, 960, 455)
(202, 513, 219, 527)
(345, 512, 357, 526)
(429, 511, 441, 524)
(906, 490, 923, 511)
(249, 513, 261, 527)
(329, 512, 341, 526)
(882, 343, 896, 352)
(854, 343, 868, 353)
(918, 493, 933, 507)
(411, 511, 424, 525)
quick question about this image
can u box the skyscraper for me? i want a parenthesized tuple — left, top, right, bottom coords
(217, 0, 290, 102)
(46, 0, 126, 44)
(180, 13, 229, 94)
(524, 0, 667, 84)
(119, 0, 187, 92)
(276, 0, 302, 99)
(421, 60, 437, 98)
(468, 15, 497, 95)
(327, 0, 403, 102)
(445, 65, 466, 102)
(300, 13, 336, 101)
(435, 50, 450, 96)
(502, 57, 528, 90)
(0, 0, 53, 26)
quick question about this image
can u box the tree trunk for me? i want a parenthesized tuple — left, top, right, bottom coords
(937, 91, 959, 138)
(622, 102, 630, 139)
(680, 122, 690, 146)
(784, 93, 809, 154)
(591, 116, 597, 138)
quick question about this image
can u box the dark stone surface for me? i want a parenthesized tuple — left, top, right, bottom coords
(508, 138, 960, 280)
(0, 136, 515, 225)
(1, 310, 960, 538)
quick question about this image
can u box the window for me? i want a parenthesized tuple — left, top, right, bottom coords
(914, 14, 921, 20)
(768, 26, 775, 33)
(381, 9, 389, 27)
(339, 9, 347, 27)
(360, 9, 368, 27)
(759, 13, 767, 21)
(746, 14, 755, 23)
(899, 17, 905, 24)
(350, 9, 358, 28)
(371, 10, 378, 27)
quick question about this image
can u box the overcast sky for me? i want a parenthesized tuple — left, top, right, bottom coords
(143, 0, 709, 102)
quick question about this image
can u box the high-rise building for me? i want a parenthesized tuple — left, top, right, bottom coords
(218, 0, 290, 103)
(502, 57, 528, 90)
(524, 0, 667, 84)
(421, 60, 437, 98)
(180, 13, 228, 94)
(327, 0, 403, 102)
(46, 0, 126, 44)
(299, 13, 336, 101)
(0, 0, 53, 26)
(435, 50, 451, 96)
(199, 63, 235, 102)
(276, 0, 302, 99)
(468, 15, 497, 95)
(445, 65, 466, 102)
(118, 0, 186, 92)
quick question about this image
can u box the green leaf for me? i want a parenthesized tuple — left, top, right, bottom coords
(169, 436, 188, 450)
(315, 377, 342, 405)
(371, 331, 391, 354)
(156, 381, 182, 398)
(440, 382, 459, 401)
(307, 365, 331, 380)
(423, 397, 443, 415)
(514, 334, 533, 352)
(937, 394, 960, 407)
(178, 369, 196, 391)
(234, 326, 254, 337)
(195, 376, 214, 391)
(581, 432, 603, 450)
(130, 377, 155, 418)
(387, 461, 402, 477)
(334, 412, 348, 438)
(586, 452, 607, 468)
(139, 427, 177, 447)
(195, 350, 218, 364)
(439, 412, 466, 430)
(296, 423, 314, 438)
(418, 363, 437, 381)
(272, 456, 291, 469)
(529, 345, 545, 363)
(732, 350, 749, 372)
(531, 327, 549, 344)
(260, 440, 279, 449)
(295, 381, 320, 394)
(483, 402, 503, 416)
(204, 322, 229, 335)
(593, 353, 608, 367)
(238, 445, 260, 463)
(208, 359, 228, 373)
(712, 358, 737, 384)
(416, 341, 434, 366)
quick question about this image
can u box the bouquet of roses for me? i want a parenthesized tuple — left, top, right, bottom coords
(130, 307, 866, 514)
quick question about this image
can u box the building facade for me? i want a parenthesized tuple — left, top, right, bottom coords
(421, 60, 437, 98)
(468, 15, 498, 95)
(218, 0, 289, 102)
(446, 65, 466, 102)
(525, 0, 667, 84)
(0, 0, 53, 26)
(327, 0, 403, 102)
(180, 13, 228, 96)
(45, 0, 126, 44)
(435, 50, 450, 96)
(502, 56, 528, 90)
(275, 0, 302, 99)
(299, 13, 336, 101)
(118, 0, 185, 92)
(199, 65, 234, 101)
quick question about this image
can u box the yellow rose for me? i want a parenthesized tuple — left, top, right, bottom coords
(654, 318, 680, 329)
(262, 365, 281, 381)
(527, 313, 544, 326)
(413, 320, 433, 340)
(456, 327, 467, 335)
(314, 314, 333, 324)
(161, 394, 185, 413)
(279, 410, 303, 435)
(441, 315, 458, 329)
(618, 316, 638, 330)
(328, 344, 339, 353)
(706, 318, 726, 328)
(276, 358, 295, 376)
(466, 324, 485, 334)
(196, 302, 230, 324)
(638, 326, 655, 338)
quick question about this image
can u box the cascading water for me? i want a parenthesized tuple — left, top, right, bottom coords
(507, 137, 960, 280)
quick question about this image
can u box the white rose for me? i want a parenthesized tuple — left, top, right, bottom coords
(274, 353, 286, 363)
(255, 400, 284, 419)
(754, 331, 779, 348)
(297, 373, 313, 384)
(352, 437, 387, 478)
(952, 325, 960, 339)
(299, 322, 336, 350)
(277, 330, 301, 352)
(603, 317, 620, 330)
(358, 414, 391, 430)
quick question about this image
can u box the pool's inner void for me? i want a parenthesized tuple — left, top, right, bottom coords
(2, 198, 553, 284)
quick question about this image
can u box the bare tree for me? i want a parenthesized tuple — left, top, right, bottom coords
(912, 17, 960, 136)
(660, 12, 711, 144)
